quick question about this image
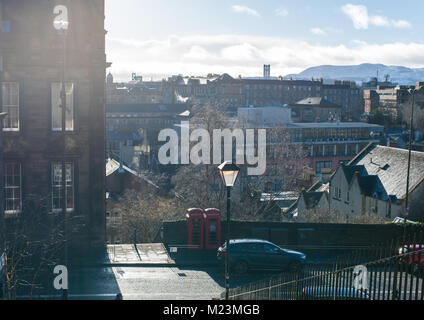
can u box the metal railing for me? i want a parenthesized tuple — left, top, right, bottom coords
(224, 230, 424, 300)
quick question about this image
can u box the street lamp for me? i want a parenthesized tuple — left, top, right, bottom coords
(218, 161, 240, 300)
(403, 85, 423, 232)
(53, 8, 69, 301)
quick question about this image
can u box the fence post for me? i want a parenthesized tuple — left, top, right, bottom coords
(415, 231, 423, 300)
(268, 278, 272, 300)
(333, 256, 339, 300)
(408, 232, 416, 300)
(392, 236, 400, 300)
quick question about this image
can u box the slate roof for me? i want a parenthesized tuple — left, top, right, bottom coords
(302, 192, 326, 209)
(212, 73, 239, 83)
(341, 165, 367, 184)
(293, 97, 341, 108)
(260, 191, 299, 202)
(107, 103, 191, 114)
(357, 175, 381, 197)
(349, 144, 424, 200)
(287, 122, 384, 129)
(283, 182, 329, 218)
(106, 158, 159, 189)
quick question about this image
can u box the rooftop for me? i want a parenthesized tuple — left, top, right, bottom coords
(349, 144, 424, 200)
(260, 191, 299, 202)
(302, 191, 326, 209)
(107, 103, 191, 114)
(293, 97, 341, 108)
(106, 158, 160, 189)
(287, 122, 384, 129)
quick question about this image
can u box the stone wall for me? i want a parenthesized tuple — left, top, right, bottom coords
(160, 219, 423, 248)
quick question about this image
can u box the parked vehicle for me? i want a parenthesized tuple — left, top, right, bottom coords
(398, 244, 424, 273)
(392, 217, 418, 224)
(217, 239, 306, 274)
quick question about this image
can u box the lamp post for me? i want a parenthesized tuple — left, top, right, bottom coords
(54, 10, 69, 301)
(403, 85, 423, 232)
(218, 161, 240, 300)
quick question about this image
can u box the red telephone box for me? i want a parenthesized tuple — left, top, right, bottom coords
(186, 208, 204, 250)
(204, 208, 221, 250)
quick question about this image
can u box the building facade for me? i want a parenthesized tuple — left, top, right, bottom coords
(106, 69, 363, 121)
(0, 0, 107, 247)
(322, 81, 362, 121)
(289, 97, 341, 122)
(329, 144, 424, 222)
(106, 103, 191, 173)
(375, 85, 412, 120)
(363, 89, 380, 114)
(270, 122, 384, 175)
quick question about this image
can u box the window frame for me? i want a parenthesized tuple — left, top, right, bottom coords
(51, 81, 75, 132)
(51, 162, 75, 213)
(2, 82, 20, 132)
(4, 162, 22, 214)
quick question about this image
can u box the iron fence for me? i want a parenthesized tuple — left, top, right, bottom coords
(223, 230, 424, 300)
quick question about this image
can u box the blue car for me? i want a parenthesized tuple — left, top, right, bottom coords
(217, 239, 306, 274)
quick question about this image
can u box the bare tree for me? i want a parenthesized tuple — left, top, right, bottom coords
(298, 208, 345, 224)
(171, 103, 314, 221)
(171, 103, 229, 210)
(115, 190, 182, 244)
(349, 214, 386, 225)
(401, 96, 424, 133)
(1, 193, 83, 300)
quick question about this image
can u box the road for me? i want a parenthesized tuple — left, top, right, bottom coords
(16, 264, 423, 300)
(19, 265, 278, 300)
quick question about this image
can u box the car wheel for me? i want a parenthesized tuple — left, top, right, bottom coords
(233, 261, 248, 274)
(287, 260, 302, 273)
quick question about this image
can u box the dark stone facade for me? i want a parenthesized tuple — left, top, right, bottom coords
(0, 113, 5, 248)
(0, 0, 107, 248)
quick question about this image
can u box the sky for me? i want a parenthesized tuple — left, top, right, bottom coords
(105, 0, 424, 82)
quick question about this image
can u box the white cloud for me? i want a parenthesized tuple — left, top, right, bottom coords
(275, 8, 288, 17)
(342, 4, 369, 29)
(231, 5, 260, 17)
(392, 20, 412, 28)
(342, 4, 412, 29)
(183, 46, 213, 61)
(106, 34, 424, 81)
(310, 28, 326, 36)
(370, 15, 390, 27)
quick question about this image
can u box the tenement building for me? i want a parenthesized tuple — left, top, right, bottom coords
(0, 0, 107, 247)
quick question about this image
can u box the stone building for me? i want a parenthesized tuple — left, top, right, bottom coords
(290, 97, 341, 122)
(363, 90, 380, 114)
(285, 144, 424, 223)
(329, 144, 424, 222)
(106, 103, 191, 173)
(296, 190, 329, 222)
(375, 85, 412, 120)
(0, 0, 108, 247)
(0, 112, 6, 248)
(322, 81, 361, 121)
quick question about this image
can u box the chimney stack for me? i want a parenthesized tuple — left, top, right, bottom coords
(264, 64, 270, 79)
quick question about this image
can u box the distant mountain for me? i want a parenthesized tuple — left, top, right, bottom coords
(285, 63, 424, 85)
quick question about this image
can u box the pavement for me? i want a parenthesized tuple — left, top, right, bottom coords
(69, 243, 219, 268)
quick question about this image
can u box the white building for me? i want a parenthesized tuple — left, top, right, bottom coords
(329, 144, 424, 221)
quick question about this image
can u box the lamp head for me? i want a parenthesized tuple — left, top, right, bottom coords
(218, 161, 240, 187)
